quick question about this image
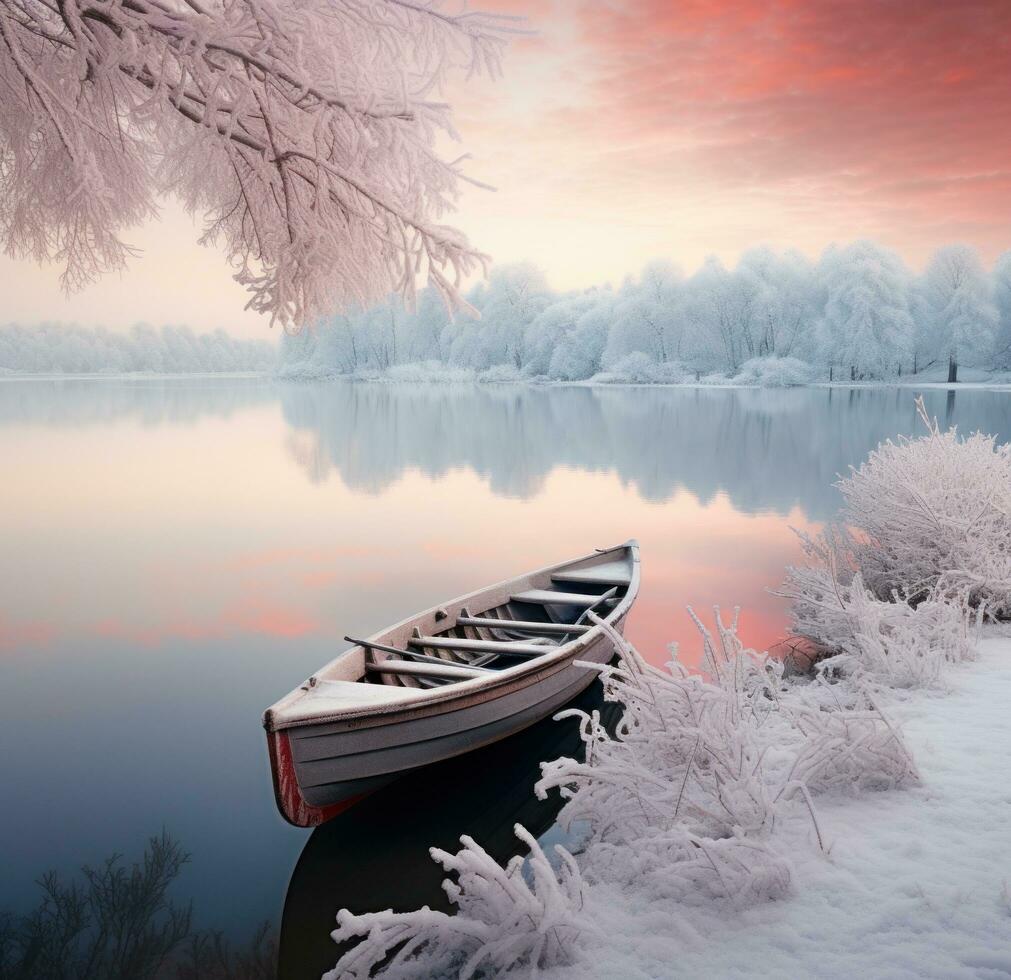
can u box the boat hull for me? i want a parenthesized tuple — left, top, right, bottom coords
(270, 611, 627, 826)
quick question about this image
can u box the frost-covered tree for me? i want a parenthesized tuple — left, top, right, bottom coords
(447, 263, 551, 370)
(357, 297, 407, 370)
(548, 289, 615, 380)
(993, 251, 1011, 371)
(0, 0, 514, 327)
(277, 323, 319, 374)
(483, 263, 553, 370)
(273, 241, 1011, 382)
(737, 247, 818, 359)
(816, 242, 914, 380)
(524, 292, 599, 376)
(918, 246, 998, 382)
(684, 257, 762, 372)
(401, 288, 450, 363)
(605, 260, 685, 367)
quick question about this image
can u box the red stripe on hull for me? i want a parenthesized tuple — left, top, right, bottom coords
(267, 731, 369, 827)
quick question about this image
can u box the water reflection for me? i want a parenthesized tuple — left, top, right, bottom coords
(0, 830, 277, 980)
(3, 379, 1007, 522)
(279, 678, 621, 980)
(278, 382, 1011, 519)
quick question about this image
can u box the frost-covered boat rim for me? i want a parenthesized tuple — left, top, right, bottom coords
(262, 540, 640, 732)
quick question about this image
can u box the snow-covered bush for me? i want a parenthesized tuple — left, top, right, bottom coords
(695, 607, 919, 797)
(274, 359, 337, 381)
(591, 352, 689, 385)
(777, 527, 978, 688)
(538, 612, 921, 887)
(384, 362, 476, 385)
(538, 613, 781, 842)
(477, 364, 524, 384)
(839, 397, 1011, 614)
(819, 585, 976, 688)
(731, 356, 815, 387)
(327, 826, 594, 979)
(783, 681, 919, 793)
(534, 614, 800, 906)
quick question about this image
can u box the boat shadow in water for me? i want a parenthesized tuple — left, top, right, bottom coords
(278, 676, 621, 980)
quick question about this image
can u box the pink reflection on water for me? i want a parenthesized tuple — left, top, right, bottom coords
(92, 594, 319, 647)
(0, 615, 55, 652)
(615, 499, 818, 671)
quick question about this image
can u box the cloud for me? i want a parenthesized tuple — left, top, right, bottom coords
(451, 0, 1011, 280)
(575, 0, 1011, 242)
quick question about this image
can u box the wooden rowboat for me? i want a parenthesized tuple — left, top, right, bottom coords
(263, 540, 640, 826)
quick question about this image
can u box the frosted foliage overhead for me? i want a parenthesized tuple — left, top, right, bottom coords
(0, 0, 515, 327)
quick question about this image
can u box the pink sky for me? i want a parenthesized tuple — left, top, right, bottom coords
(3, 0, 1008, 336)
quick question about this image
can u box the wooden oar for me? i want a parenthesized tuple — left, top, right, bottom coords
(556, 586, 619, 644)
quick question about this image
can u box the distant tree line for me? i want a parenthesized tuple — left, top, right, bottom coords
(280, 242, 1011, 384)
(0, 324, 276, 375)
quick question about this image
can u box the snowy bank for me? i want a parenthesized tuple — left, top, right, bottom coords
(274, 357, 1011, 391)
(328, 634, 1011, 980)
(573, 633, 1011, 980)
(325, 612, 927, 979)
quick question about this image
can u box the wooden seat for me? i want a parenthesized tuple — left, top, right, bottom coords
(366, 660, 488, 681)
(456, 616, 592, 636)
(511, 589, 617, 607)
(552, 562, 631, 587)
(411, 635, 552, 658)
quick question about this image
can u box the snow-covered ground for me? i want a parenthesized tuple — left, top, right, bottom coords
(274, 358, 1011, 390)
(547, 635, 1011, 980)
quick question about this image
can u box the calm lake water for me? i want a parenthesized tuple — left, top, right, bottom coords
(2, 378, 1009, 975)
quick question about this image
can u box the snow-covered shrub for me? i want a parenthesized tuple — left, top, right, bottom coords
(730, 356, 814, 388)
(699, 604, 919, 797)
(591, 352, 689, 385)
(537, 612, 920, 901)
(571, 824, 792, 908)
(535, 614, 794, 905)
(775, 526, 862, 650)
(477, 364, 524, 384)
(539, 613, 780, 841)
(777, 527, 978, 688)
(274, 359, 334, 381)
(783, 682, 919, 794)
(384, 361, 476, 384)
(839, 397, 1011, 614)
(327, 826, 594, 979)
(818, 586, 976, 688)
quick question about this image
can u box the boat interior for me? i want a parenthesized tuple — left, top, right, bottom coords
(353, 554, 633, 689)
(267, 546, 637, 725)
